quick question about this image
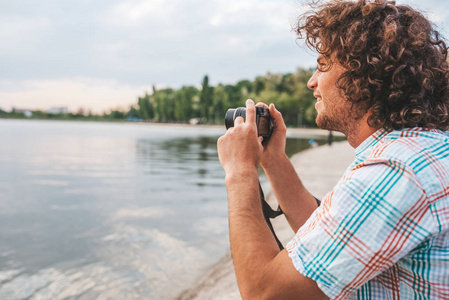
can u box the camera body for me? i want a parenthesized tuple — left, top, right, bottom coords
(225, 106, 274, 138)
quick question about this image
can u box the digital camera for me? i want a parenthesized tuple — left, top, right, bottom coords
(224, 107, 274, 138)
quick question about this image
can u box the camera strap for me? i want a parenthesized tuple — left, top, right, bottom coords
(259, 182, 284, 250)
(258, 183, 322, 251)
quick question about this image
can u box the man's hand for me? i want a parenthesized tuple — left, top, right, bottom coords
(217, 99, 263, 177)
(255, 102, 319, 232)
(255, 102, 288, 170)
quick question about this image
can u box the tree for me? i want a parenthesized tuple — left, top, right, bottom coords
(223, 84, 243, 109)
(174, 86, 198, 122)
(137, 93, 155, 121)
(108, 110, 126, 119)
(127, 106, 140, 118)
(254, 76, 266, 95)
(200, 75, 213, 122)
(212, 84, 229, 124)
(134, 68, 319, 127)
(154, 88, 175, 122)
(236, 80, 253, 99)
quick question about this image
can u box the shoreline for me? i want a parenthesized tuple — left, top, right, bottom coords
(179, 140, 355, 300)
(0, 118, 343, 137)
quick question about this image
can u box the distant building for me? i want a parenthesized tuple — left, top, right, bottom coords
(46, 107, 69, 115)
(189, 118, 201, 125)
(14, 109, 33, 117)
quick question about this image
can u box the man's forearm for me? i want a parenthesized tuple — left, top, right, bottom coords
(263, 154, 318, 232)
(225, 168, 280, 298)
(225, 167, 328, 300)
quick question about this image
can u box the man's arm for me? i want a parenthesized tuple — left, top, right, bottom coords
(218, 100, 328, 299)
(225, 167, 328, 300)
(263, 153, 318, 233)
(258, 103, 318, 232)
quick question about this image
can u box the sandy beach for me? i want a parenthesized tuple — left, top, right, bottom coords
(180, 139, 355, 300)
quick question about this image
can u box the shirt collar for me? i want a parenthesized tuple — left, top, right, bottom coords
(354, 128, 390, 156)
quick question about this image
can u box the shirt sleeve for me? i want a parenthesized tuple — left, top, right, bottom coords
(286, 158, 436, 299)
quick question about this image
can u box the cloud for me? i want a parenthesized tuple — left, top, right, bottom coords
(108, 0, 177, 26)
(1, 0, 448, 111)
(0, 16, 50, 51)
(0, 0, 308, 90)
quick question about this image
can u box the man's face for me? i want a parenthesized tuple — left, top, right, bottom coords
(307, 55, 355, 133)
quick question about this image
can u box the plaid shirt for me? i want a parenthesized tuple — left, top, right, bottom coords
(287, 128, 449, 299)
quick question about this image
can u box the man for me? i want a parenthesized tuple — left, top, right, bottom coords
(217, 0, 449, 299)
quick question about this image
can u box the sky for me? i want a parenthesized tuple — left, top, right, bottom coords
(1, 0, 449, 113)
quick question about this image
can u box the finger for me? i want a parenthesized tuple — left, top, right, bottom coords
(269, 104, 286, 130)
(234, 116, 245, 126)
(217, 135, 225, 153)
(269, 103, 282, 119)
(224, 126, 234, 134)
(246, 99, 256, 124)
(256, 102, 269, 109)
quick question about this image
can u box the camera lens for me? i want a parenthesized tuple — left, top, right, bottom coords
(225, 107, 246, 129)
(224, 109, 236, 129)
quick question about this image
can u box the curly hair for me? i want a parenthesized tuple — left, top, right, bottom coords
(296, 0, 449, 131)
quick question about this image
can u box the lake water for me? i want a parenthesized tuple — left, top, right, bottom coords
(0, 119, 330, 299)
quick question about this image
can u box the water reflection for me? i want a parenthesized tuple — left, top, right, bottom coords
(0, 120, 228, 300)
(136, 136, 222, 185)
(0, 120, 340, 299)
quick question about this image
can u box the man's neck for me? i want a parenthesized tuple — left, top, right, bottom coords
(344, 115, 379, 148)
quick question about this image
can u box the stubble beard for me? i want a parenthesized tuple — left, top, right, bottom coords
(316, 110, 348, 133)
(315, 104, 358, 136)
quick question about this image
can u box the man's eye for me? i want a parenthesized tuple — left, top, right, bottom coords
(317, 63, 327, 71)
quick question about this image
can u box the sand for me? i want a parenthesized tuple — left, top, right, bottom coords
(180, 139, 355, 300)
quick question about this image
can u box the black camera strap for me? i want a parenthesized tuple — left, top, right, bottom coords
(258, 183, 322, 251)
(259, 182, 284, 250)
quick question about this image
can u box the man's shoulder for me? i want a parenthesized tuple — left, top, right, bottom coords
(353, 128, 449, 181)
(369, 128, 449, 158)
(352, 128, 449, 173)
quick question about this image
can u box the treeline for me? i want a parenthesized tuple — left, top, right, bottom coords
(137, 67, 318, 127)
(1, 67, 318, 127)
(0, 108, 133, 122)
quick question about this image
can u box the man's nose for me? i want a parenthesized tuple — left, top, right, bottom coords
(307, 71, 318, 90)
